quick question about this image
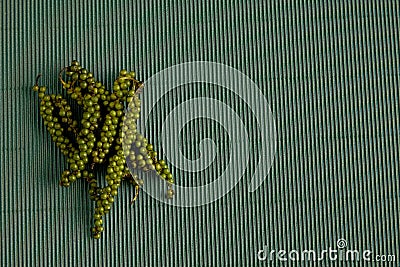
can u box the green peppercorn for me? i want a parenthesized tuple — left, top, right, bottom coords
(93, 233, 101, 239)
(166, 188, 174, 198)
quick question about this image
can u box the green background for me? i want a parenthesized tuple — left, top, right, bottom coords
(1, 0, 399, 266)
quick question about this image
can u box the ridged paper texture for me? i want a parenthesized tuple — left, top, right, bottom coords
(1, 0, 399, 266)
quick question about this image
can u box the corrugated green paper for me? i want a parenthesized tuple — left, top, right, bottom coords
(1, 0, 399, 266)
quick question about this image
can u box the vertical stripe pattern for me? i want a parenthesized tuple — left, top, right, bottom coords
(0, 0, 399, 266)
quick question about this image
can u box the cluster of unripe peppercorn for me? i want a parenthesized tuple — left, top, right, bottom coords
(33, 61, 174, 239)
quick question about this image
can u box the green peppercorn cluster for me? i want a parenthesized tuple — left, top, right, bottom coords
(122, 95, 174, 185)
(33, 60, 174, 239)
